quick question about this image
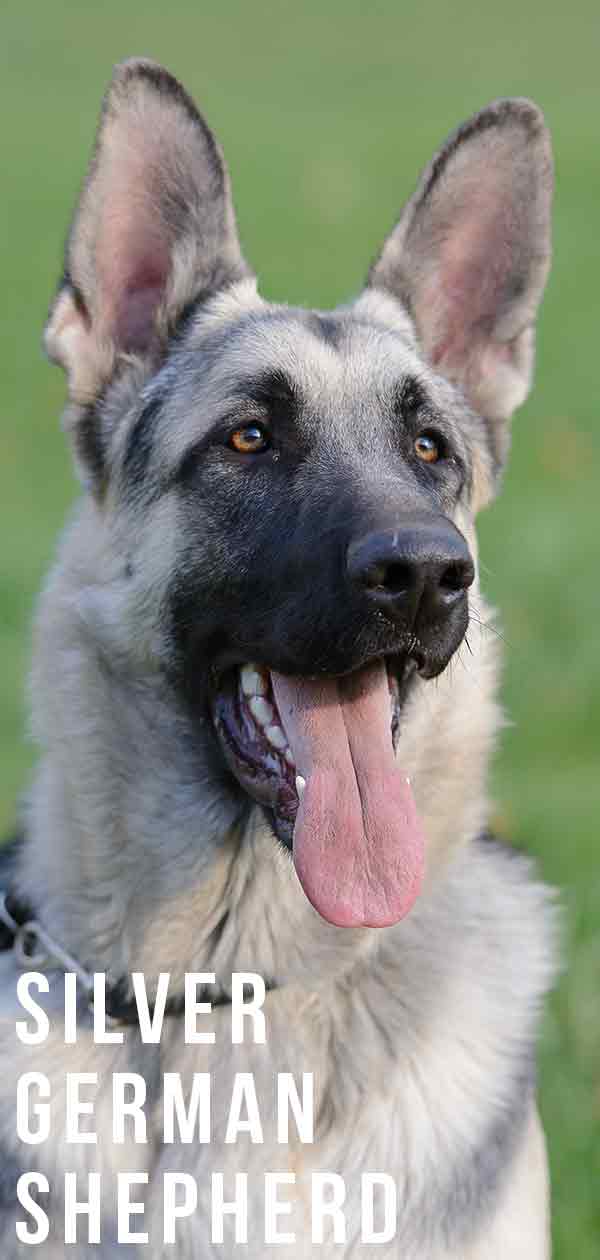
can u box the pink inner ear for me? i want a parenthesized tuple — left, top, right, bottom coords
(99, 215, 171, 354)
(114, 268, 168, 353)
(95, 140, 173, 354)
(426, 185, 517, 368)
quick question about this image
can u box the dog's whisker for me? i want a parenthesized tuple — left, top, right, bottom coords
(468, 605, 510, 648)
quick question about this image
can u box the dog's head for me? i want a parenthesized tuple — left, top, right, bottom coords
(45, 60, 552, 929)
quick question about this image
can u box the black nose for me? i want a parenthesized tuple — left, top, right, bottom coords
(347, 518, 474, 625)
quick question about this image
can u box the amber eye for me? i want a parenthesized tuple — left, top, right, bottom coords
(228, 423, 270, 455)
(414, 432, 441, 464)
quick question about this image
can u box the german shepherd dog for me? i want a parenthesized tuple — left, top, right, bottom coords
(0, 60, 556, 1257)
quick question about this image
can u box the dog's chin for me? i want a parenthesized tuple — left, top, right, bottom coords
(209, 655, 416, 850)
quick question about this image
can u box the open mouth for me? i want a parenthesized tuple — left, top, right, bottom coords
(211, 657, 425, 928)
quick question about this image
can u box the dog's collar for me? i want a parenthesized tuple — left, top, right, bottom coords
(0, 890, 234, 1025)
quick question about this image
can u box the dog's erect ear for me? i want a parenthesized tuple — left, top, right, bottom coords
(45, 59, 250, 406)
(368, 99, 553, 466)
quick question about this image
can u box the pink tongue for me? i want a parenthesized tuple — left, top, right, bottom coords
(271, 661, 424, 928)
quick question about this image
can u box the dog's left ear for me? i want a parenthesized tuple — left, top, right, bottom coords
(368, 99, 553, 468)
(45, 59, 250, 407)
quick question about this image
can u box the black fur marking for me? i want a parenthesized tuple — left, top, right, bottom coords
(240, 366, 300, 413)
(309, 313, 344, 349)
(0, 832, 25, 951)
(393, 375, 428, 420)
(0, 831, 24, 885)
(121, 392, 165, 487)
(172, 295, 206, 342)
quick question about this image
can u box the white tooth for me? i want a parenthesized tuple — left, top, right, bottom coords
(284, 748, 294, 766)
(249, 696, 274, 727)
(266, 724, 287, 751)
(241, 665, 268, 697)
(296, 775, 307, 799)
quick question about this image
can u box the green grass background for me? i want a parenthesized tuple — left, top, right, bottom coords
(1, 1, 598, 1251)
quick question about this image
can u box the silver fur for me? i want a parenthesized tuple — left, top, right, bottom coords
(2, 60, 555, 1257)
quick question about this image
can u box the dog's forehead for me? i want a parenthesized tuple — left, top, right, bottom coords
(183, 286, 427, 418)
(143, 285, 469, 477)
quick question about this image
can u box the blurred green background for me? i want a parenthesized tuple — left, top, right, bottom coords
(1, 1, 598, 1252)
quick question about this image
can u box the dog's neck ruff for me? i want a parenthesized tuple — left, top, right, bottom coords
(0, 890, 239, 1024)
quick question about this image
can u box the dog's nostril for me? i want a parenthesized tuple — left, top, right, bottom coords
(439, 559, 475, 593)
(365, 561, 413, 594)
(440, 563, 465, 593)
(347, 524, 474, 610)
(381, 562, 414, 594)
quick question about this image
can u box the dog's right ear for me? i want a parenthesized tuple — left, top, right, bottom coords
(45, 59, 250, 411)
(367, 99, 553, 473)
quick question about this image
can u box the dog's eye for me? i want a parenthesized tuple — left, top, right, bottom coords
(414, 432, 442, 464)
(228, 424, 271, 455)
